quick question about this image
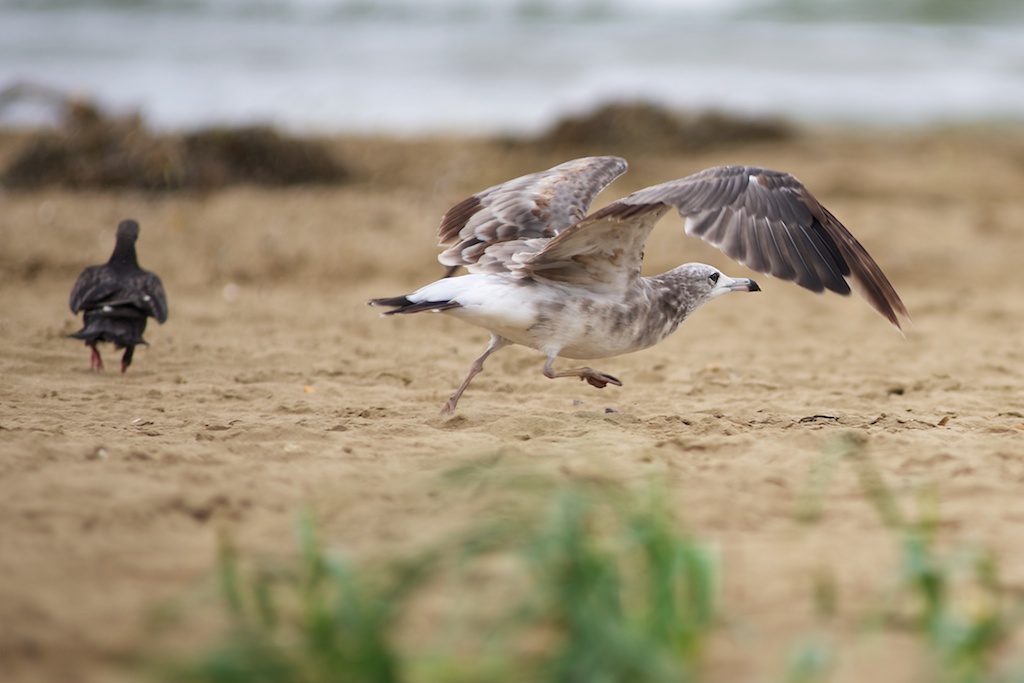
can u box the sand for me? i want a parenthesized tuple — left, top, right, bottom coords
(2, 128, 1024, 682)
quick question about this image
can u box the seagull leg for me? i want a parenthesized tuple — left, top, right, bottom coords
(442, 335, 512, 415)
(120, 345, 135, 374)
(88, 343, 104, 371)
(542, 356, 622, 389)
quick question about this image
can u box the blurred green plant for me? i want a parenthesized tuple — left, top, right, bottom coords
(521, 487, 718, 683)
(170, 515, 434, 683)
(161, 437, 1024, 683)
(163, 481, 719, 683)
(800, 432, 1024, 683)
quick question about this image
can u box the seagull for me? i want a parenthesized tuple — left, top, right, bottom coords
(370, 156, 909, 414)
(69, 219, 169, 373)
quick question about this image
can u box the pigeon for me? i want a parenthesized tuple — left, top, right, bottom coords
(69, 219, 168, 373)
(370, 157, 908, 414)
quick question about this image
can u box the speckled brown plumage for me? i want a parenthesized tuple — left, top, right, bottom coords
(371, 156, 908, 414)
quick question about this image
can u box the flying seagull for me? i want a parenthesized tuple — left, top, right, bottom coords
(370, 157, 908, 414)
(69, 219, 168, 373)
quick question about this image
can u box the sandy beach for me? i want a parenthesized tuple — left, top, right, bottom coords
(2, 126, 1024, 682)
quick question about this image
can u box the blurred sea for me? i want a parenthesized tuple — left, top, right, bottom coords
(2, 0, 1024, 135)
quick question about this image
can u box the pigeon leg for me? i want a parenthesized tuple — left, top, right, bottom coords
(120, 345, 135, 374)
(89, 343, 104, 371)
(441, 335, 511, 415)
(542, 356, 622, 389)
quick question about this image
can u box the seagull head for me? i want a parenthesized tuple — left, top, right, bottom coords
(677, 263, 760, 306)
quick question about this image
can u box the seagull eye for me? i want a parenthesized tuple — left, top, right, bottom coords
(708, 272, 720, 284)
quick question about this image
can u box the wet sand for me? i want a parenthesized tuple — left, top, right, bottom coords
(2, 128, 1024, 681)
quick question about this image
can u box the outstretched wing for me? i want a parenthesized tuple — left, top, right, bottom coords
(436, 156, 628, 275)
(607, 165, 910, 329)
(514, 202, 670, 295)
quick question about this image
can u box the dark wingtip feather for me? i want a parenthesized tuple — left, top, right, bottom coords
(810, 203, 910, 332)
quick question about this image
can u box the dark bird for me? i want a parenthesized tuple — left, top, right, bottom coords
(69, 219, 168, 373)
(370, 157, 909, 414)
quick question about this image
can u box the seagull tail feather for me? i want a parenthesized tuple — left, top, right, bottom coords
(368, 296, 461, 316)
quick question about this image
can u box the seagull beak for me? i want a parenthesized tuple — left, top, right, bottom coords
(726, 277, 760, 293)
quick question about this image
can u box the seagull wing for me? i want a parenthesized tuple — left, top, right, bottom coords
(514, 201, 670, 295)
(437, 156, 628, 275)
(610, 165, 910, 329)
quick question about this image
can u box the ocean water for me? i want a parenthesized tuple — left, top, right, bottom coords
(1, 0, 1023, 135)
